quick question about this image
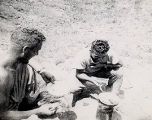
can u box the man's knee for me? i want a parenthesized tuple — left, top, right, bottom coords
(116, 74, 123, 80)
(112, 73, 123, 80)
(108, 74, 123, 86)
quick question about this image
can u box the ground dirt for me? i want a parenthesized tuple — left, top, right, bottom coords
(0, 0, 152, 120)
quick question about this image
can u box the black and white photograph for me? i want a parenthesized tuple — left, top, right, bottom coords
(0, 0, 152, 120)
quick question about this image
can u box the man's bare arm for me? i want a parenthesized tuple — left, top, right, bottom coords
(0, 108, 38, 120)
(0, 101, 57, 120)
(0, 104, 57, 120)
(28, 60, 55, 84)
(76, 70, 108, 85)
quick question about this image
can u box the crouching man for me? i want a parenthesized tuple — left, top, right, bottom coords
(72, 40, 123, 106)
(0, 28, 57, 120)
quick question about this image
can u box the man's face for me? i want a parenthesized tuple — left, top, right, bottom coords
(90, 49, 99, 60)
(90, 44, 107, 60)
(24, 41, 43, 60)
(90, 48, 105, 60)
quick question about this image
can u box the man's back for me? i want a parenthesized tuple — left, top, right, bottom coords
(0, 60, 38, 111)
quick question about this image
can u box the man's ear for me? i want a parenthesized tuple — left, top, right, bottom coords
(21, 46, 30, 57)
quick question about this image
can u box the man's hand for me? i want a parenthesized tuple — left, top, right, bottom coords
(37, 103, 58, 116)
(39, 70, 56, 84)
(112, 63, 122, 71)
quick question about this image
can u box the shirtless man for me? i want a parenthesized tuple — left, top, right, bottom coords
(0, 28, 57, 120)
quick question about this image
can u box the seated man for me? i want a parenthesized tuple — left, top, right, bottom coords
(72, 40, 123, 106)
(0, 28, 57, 120)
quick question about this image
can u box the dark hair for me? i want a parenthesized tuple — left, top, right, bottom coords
(11, 28, 46, 48)
(91, 40, 110, 54)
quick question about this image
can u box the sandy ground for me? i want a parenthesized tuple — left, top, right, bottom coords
(0, 0, 152, 120)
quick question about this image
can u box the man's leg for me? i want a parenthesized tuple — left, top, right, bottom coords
(72, 81, 101, 107)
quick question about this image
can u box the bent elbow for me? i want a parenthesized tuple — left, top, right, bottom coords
(76, 73, 87, 82)
(76, 73, 83, 80)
